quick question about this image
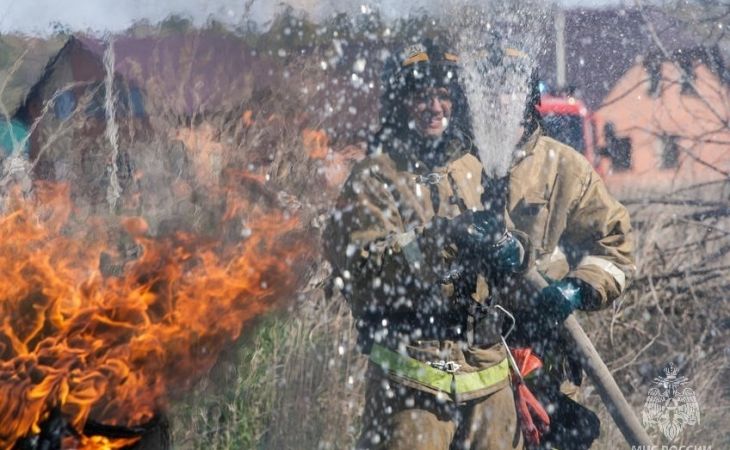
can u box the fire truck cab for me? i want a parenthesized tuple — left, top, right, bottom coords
(537, 92, 607, 176)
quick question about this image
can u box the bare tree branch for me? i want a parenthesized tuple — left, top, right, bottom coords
(636, 0, 730, 127)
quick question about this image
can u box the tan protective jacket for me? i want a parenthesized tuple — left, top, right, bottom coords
(325, 129, 634, 400)
(510, 132, 635, 306)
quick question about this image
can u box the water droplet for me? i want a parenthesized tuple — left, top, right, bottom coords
(334, 277, 344, 290)
(353, 58, 366, 73)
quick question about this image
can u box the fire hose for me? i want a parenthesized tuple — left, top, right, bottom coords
(472, 175, 653, 447)
(446, 221, 653, 446)
(521, 268, 653, 448)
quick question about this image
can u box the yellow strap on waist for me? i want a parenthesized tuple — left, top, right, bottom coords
(369, 343, 510, 395)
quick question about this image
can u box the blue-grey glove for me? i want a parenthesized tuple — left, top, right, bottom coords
(489, 232, 525, 273)
(424, 210, 525, 275)
(461, 210, 525, 273)
(538, 278, 586, 325)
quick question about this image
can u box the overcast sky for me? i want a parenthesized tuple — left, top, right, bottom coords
(0, 0, 623, 35)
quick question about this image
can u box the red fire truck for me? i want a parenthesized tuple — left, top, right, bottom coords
(537, 92, 608, 176)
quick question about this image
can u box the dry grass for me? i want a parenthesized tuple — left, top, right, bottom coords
(162, 82, 369, 446)
(584, 182, 730, 449)
(169, 265, 366, 450)
(169, 179, 730, 450)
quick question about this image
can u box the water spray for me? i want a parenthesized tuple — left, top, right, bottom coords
(453, 2, 539, 179)
(103, 35, 122, 212)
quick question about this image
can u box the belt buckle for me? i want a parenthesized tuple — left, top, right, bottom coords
(429, 360, 462, 373)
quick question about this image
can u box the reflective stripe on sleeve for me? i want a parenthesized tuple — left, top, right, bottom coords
(578, 255, 627, 291)
(392, 230, 416, 247)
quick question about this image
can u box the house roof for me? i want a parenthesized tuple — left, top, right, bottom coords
(20, 31, 280, 117)
(0, 35, 65, 114)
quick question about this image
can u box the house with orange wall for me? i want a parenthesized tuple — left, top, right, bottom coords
(597, 47, 730, 194)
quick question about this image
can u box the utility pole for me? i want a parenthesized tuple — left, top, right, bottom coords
(555, 8, 566, 88)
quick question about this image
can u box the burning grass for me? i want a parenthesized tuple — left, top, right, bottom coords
(0, 180, 312, 448)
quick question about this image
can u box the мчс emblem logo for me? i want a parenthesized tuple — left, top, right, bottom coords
(642, 362, 700, 442)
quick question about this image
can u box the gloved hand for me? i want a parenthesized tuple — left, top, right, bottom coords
(456, 210, 525, 273)
(422, 210, 525, 278)
(420, 211, 474, 254)
(462, 209, 507, 243)
(537, 278, 587, 325)
(484, 229, 525, 273)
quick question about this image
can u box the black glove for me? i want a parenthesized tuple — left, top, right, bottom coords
(450, 210, 525, 274)
(424, 210, 500, 246)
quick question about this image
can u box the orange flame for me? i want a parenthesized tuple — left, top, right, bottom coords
(0, 181, 310, 448)
(73, 435, 140, 450)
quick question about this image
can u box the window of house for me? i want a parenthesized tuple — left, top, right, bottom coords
(659, 134, 680, 169)
(610, 138, 632, 171)
(679, 59, 697, 96)
(53, 90, 76, 120)
(648, 66, 661, 96)
(644, 58, 662, 97)
(603, 122, 632, 171)
(84, 82, 145, 118)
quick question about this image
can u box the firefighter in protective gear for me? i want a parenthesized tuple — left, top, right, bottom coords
(327, 39, 526, 450)
(507, 108, 633, 450)
(498, 43, 635, 450)
(325, 38, 634, 450)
